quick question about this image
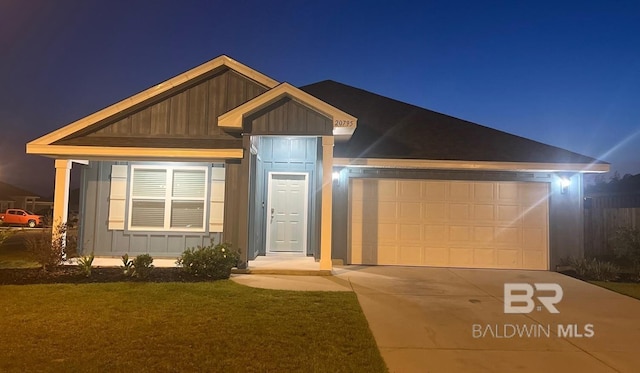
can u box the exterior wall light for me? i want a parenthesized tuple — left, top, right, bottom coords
(332, 171, 340, 181)
(560, 177, 571, 194)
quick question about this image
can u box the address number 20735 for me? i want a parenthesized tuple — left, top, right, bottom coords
(334, 119, 355, 127)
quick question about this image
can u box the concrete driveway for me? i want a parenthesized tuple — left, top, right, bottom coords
(334, 266, 640, 373)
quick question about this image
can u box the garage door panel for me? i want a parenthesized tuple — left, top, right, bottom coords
(473, 226, 494, 243)
(450, 182, 472, 201)
(523, 205, 546, 225)
(425, 203, 448, 220)
(496, 227, 521, 244)
(523, 228, 545, 248)
(449, 204, 470, 220)
(497, 183, 519, 201)
(377, 223, 398, 241)
(423, 181, 447, 200)
(399, 181, 421, 200)
(450, 248, 474, 266)
(474, 183, 495, 200)
(497, 204, 520, 222)
(377, 201, 398, 219)
(400, 202, 422, 220)
(399, 224, 422, 241)
(424, 247, 450, 266)
(449, 225, 471, 241)
(425, 224, 448, 242)
(377, 244, 398, 264)
(350, 179, 549, 270)
(397, 245, 423, 265)
(474, 248, 496, 266)
(497, 249, 520, 267)
(522, 250, 545, 269)
(473, 204, 495, 220)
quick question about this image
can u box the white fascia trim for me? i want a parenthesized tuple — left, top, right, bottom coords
(26, 144, 243, 161)
(333, 158, 611, 173)
(218, 82, 358, 136)
(28, 55, 279, 148)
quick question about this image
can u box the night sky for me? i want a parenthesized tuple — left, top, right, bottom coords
(1, 0, 639, 196)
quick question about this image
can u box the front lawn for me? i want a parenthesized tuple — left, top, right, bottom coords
(0, 281, 387, 372)
(0, 229, 38, 268)
(591, 281, 640, 300)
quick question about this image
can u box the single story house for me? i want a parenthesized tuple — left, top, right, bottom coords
(27, 55, 608, 271)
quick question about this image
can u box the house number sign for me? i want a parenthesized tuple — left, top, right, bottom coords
(334, 119, 355, 127)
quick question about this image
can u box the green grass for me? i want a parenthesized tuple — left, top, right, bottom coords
(0, 281, 387, 372)
(591, 281, 640, 300)
(0, 229, 39, 268)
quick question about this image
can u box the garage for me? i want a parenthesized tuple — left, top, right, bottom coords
(349, 178, 549, 270)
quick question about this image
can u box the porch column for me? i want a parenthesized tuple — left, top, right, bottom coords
(320, 136, 334, 270)
(53, 159, 71, 234)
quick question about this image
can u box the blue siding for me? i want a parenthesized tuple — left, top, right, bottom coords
(79, 160, 221, 258)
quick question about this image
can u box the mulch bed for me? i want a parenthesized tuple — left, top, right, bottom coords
(0, 266, 215, 285)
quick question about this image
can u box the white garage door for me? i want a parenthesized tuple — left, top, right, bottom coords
(349, 179, 549, 270)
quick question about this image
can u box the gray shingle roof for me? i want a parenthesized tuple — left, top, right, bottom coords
(300, 80, 605, 165)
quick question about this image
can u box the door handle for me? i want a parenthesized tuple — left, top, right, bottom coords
(270, 208, 275, 221)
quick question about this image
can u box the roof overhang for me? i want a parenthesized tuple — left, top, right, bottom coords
(334, 158, 610, 173)
(27, 55, 278, 157)
(218, 82, 357, 141)
(26, 144, 243, 162)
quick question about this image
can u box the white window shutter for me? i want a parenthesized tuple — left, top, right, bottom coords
(108, 165, 128, 230)
(209, 167, 225, 232)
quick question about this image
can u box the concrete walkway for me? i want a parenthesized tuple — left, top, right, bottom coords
(232, 266, 640, 373)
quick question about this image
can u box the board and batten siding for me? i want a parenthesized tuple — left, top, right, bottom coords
(54, 68, 268, 146)
(79, 161, 223, 257)
(247, 97, 333, 135)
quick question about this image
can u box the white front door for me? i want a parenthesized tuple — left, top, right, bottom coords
(267, 173, 308, 253)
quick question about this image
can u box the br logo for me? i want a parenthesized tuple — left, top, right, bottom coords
(504, 283, 563, 314)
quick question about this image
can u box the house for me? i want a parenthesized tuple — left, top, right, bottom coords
(0, 181, 52, 212)
(26, 55, 609, 271)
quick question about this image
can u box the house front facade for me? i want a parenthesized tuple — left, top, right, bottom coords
(27, 55, 608, 271)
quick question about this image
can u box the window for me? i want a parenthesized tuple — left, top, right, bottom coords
(129, 166, 207, 231)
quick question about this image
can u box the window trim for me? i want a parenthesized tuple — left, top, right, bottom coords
(127, 165, 209, 232)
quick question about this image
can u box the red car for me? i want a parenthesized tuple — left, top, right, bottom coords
(0, 209, 44, 228)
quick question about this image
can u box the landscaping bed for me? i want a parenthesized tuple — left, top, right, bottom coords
(0, 266, 212, 285)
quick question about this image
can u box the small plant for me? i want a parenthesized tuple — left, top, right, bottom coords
(25, 223, 72, 271)
(566, 256, 620, 282)
(132, 254, 154, 279)
(121, 254, 134, 276)
(77, 252, 95, 277)
(177, 241, 239, 279)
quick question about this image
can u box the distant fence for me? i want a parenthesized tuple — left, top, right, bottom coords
(584, 194, 640, 257)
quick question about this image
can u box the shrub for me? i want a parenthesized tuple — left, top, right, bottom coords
(25, 223, 73, 271)
(121, 254, 134, 276)
(77, 252, 95, 277)
(610, 227, 640, 266)
(177, 241, 239, 279)
(566, 256, 620, 282)
(132, 254, 154, 279)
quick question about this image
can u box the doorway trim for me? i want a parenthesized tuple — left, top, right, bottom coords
(265, 171, 310, 254)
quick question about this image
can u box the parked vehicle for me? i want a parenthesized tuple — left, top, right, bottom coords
(0, 209, 43, 228)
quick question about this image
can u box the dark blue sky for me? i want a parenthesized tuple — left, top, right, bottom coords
(1, 0, 639, 195)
